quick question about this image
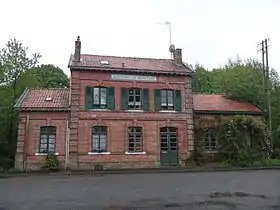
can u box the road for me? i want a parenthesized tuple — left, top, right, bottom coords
(1, 170, 280, 209)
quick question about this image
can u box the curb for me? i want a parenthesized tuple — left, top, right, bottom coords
(1, 166, 280, 178)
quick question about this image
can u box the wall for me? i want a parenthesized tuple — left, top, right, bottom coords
(70, 70, 194, 169)
(15, 111, 68, 170)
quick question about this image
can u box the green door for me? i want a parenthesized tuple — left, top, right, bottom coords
(160, 127, 179, 166)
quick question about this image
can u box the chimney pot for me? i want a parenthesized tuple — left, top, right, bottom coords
(74, 36, 81, 62)
(174, 48, 182, 65)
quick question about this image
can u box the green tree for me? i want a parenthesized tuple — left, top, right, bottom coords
(28, 64, 69, 88)
(0, 39, 41, 169)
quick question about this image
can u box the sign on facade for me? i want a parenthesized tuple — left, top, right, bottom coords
(111, 74, 157, 81)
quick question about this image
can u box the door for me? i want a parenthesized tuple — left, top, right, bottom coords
(160, 127, 179, 166)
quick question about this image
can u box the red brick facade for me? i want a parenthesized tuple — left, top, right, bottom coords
(14, 37, 264, 171)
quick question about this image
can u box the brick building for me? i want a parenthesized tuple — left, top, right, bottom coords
(14, 37, 264, 170)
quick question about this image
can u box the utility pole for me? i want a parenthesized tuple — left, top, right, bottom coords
(264, 38, 272, 135)
(257, 38, 272, 149)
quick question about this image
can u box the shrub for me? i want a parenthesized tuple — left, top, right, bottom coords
(43, 153, 60, 171)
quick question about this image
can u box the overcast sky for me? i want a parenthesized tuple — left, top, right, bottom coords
(1, 0, 279, 76)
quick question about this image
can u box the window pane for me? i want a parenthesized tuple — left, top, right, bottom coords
(100, 88, 107, 105)
(135, 89, 141, 95)
(168, 91, 174, 106)
(49, 144, 55, 152)
(40, 144, 47, 153)
(93, 88, 100, 104)
(49, 135, 56, 144)
(40, 135, 48, 144)
(128, 96, 134, 102)
(135, 96, 141, 102)
(161, 90, 167, 106)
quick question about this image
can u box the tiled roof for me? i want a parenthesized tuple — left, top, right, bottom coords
(16, 88, 69, 110)
(68, 54, 193, 74)
(193, 94, 263, 113)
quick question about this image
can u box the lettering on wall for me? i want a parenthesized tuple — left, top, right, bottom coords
(111, 74, 157, 81)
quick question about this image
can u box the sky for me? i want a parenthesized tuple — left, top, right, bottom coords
(1, 0, 279, 76)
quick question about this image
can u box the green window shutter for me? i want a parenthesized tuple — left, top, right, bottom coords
(85, 86, 93, 109)
(142, 88, 150, 111)
(174, 89, 182, 111)
(121, 87, 128, 110)
(107, 87, 115, 110)
(154, 89, 161, 111)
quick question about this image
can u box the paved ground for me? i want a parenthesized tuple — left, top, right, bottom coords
(1, 170, 280, 210)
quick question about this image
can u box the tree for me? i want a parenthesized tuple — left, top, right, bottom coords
(28, 64, 69, 88)
(0, 39, 41, 101)
(0, 39, 41, 170)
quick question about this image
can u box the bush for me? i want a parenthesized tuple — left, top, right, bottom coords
(272, 148, 280, 159)
(43, 153, 60, 171)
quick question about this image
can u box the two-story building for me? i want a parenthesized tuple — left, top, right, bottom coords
(14, 37, 264, 171)
(14, 37, 195, 170)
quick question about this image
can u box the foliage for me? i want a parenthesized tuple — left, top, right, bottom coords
(43, 153, 60, 171)
(194, 115, 269, 167)
(28, 64, 69, 88)
(192, 57, 280, 150)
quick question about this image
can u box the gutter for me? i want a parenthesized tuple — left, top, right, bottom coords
(68, 65, 194, 76)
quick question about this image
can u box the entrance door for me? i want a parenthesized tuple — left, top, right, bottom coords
(160, 127, 178, 166)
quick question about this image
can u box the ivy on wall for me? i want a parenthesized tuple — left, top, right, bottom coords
(192, 115, 271, 167)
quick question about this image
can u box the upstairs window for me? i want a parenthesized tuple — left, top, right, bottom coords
(128, 88, 142, 109)
(39, 126, 56, 153)
(154, 89, 182, 111)
(121, 88, 150, 111)
(161, 89, 174, 110)
(93, 87, 107, 109)
(85, 86, 115, 110)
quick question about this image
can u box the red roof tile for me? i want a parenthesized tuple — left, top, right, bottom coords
(68, 54, 193, 74)
(193, 94, 262, 113)
(17, 88, 69, 110)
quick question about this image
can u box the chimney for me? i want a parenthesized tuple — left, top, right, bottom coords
(174, 48, 182, 65)
(74, 36, 81, 62)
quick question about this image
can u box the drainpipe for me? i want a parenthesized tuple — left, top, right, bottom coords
(23, 115, 30, 171)
(65, 120, 70, 171)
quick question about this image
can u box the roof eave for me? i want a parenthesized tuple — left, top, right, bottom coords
(14, 88, 29, 108)
(68, 65, 194, 76)
(194, 110, 265, 116)
(19, 107, 70, 112)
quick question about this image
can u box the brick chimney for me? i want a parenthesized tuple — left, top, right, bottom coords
(174, 48, 182, 65)
(74, 36, 81, 62)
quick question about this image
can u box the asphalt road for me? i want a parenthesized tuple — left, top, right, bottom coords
(1, 170, 280, 210)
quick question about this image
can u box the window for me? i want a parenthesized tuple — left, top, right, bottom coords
(39, 126, 56, 153)
(92, 126, 107, 152)
(161, 90, 174, 110)
(93, 87, 107, 109)
(160, 127, 178, 151)
(204, 130, 217, 151)
(85, 86, 115, 110)
(128, 88, 142, 109)
(128, 127, 143, 152)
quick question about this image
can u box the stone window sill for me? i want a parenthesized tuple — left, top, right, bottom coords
(125, 151, 146, 155)
(88, 152, 111, 155)
(126, 109, 144, 112)
(89, 109, 110, 111)
(35, 153, 59, 156)
(159, 110, 178, 113)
